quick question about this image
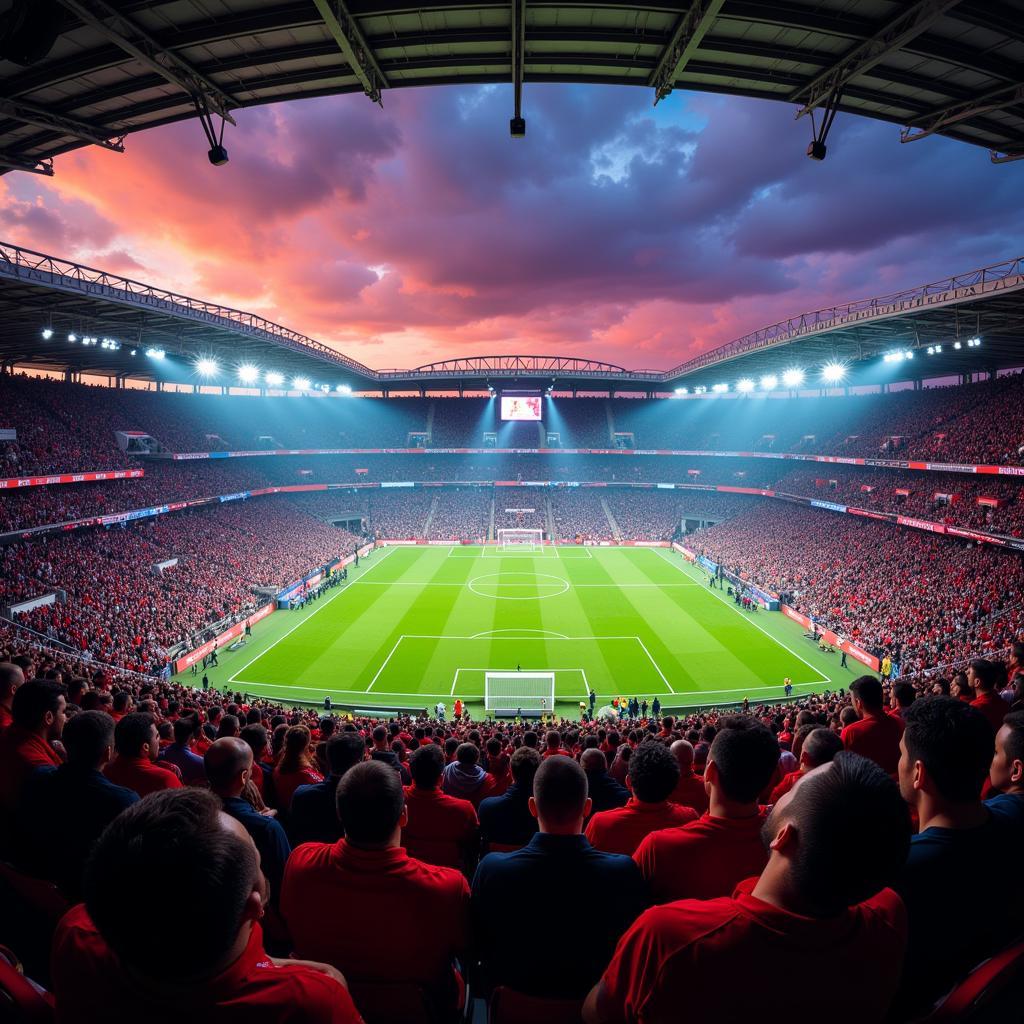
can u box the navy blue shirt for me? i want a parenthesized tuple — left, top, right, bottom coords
(477, 783, 538, 849)
(986, 791, 1024, 830)
(289, 776, 343, 847)
(584, 770, 631, 816)
(471, 832, 647, 997)
(220, 795, 292, 903)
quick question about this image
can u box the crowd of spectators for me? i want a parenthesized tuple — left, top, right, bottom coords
(550, 490, 614, 542)
(426, 489, 491, 542)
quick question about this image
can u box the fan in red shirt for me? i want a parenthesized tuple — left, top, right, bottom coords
(272, 724, 324, 811)
(586, 740, 696, 856)
(584, 753, 911, 1024)
(0, 661, 24, 735)
(103, 712, 182, 797)
(667, 740, 709, 814)
(402, 742, 479, 870)
(968, 658, 1010, 733)
(768, 727, 843, 804)
(52, 789, 362, 1024)
(841, 675, 904, 775)
(281, 760, 470, 1015)
(633, 717, 780, 904)
(542, 730, 573, 758)
(0, 678, 65, 811)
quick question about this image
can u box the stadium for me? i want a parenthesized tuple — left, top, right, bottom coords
(1, 1, 1024, 1022)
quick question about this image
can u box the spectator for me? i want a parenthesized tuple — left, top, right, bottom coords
(584, 753, 910, 1024)
(894, 696, 1023, 1015)
(667, 739, 709, 814)
(51, 789, 360, 1024)
(273, 725, 324, 811)
(401, 743, 479, 871)
(0, 661, 24, 732)
(769, 727, 843, 803)
(0, 677, 65, 811)
(987, 710, 1024, 827)
(889, 681, 916, 721)
(16, 710, 137, 898)
(842, 676, 904, 774)
(205, 737, 292, 906)
(478, 745, 541, 850)
(580, 748, 630, 815)
(585, 740, 696, 856)
(542, 730, 571, 758)
(441, 742, 495, 807)
(104, 712, 182, 798)
(160, 716, 206, 785)
(633, 718, 779, 903)
(370, 724, 410, 784)
(472, 756, 646, 1000)
(968, 658, 1010, 732)
(290, 732, 365, 847)
(281, 761, 470, 1015)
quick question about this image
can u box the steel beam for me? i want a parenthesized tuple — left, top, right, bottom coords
(0, 98, 124, 152)
(649, 0, 726, 103)
(512, 0, 526, 116)
(310, 0, 389, 103)
(790, 0, 964, 117)
(0, 153, 54, 175)
(902, 81, 1024, 143)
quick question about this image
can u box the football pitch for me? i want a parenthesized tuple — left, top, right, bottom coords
(182, 545, 856, 715)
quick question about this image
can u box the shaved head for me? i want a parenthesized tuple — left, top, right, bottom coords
(204, 737, 253, 793)
(580, 748, 607, 772)
(670, 739, 695, 770)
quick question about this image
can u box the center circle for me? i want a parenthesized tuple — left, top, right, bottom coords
(468, 572, 570, 601)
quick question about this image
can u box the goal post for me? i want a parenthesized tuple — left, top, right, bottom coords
(497, 528, 545, 551)
(485, 671, 556, 712)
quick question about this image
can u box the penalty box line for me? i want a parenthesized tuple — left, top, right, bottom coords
(451, 667, 590, 699)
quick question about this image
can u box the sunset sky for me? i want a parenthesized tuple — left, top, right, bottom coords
(1, 83, 1022, 372)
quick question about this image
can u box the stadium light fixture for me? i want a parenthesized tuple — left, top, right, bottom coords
(237, 364, 260, 384)
(967, 337, 982, 348)
(782, 368, 805, 388)
(760, 374, 778, 391)
(195, 358, 218, 377)
(674, 387, 688, 395)
(292, 376, 311, 391)
(100, 338, 121, 350)
(821, 362, 847, 383)
(41, 328, 53, 340)
(336, 384, 352, 395)
(130, 349, 137, 357)
(145, 347, 165, 359)
(711, 383, 729, 393)
(926, 345, 943, 356)
(736, 378, 755, 393)
(265, 371, 284, 387)
(953, 341, 962, 350)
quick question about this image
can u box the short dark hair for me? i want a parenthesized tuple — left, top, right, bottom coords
(326, 732, 366, 777)
(892, 682, 916, 709)
(708, 718, 779, 803)
(85, 790, 256, 977)
(1002, 710, 1024, 768)
(62, 710, 114, 766)
(850, 676, 883, 711)
(801, 728, 843, 768)
(970, 659, 1000, 692)
(903, 696, 993, 802)
(11, 679, 64, 729)
(239, 723, 268, 756)
(455, 742, 479, 766)
(510, 745, 541, 788)
(532, 755, 588, 825)
(336, 761, 404, 844)
(773, 752, 910, 916)
(372, 725, 387, 743)
(114, 712, 155, 757)
(546, 730, 561, 749)
(409, 742, 445, 787)
(627, 740, 680, 803)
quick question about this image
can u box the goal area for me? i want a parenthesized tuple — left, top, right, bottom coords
(485, 671, 555, 711)
(497, 528, 545, 551)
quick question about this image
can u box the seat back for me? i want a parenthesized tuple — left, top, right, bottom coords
(489, 986, 583, 1024)
(0, 949, 54, 1024)
(925, 937, 1024, 1021)
(347, 980, 435, 1024)
(0, 864, 69, 986)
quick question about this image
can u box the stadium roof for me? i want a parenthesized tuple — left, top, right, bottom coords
(1, 240, 1022, 393)
(1, 0, 1023, 178)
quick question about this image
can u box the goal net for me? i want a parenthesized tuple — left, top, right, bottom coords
(485, 671, 555, 711)
(498, 528, 545, 551)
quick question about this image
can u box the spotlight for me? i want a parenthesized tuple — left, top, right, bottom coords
(208, 145, 229, 166)
(41, 328, 53, 340)
(237, 364, 259, 384)
(292, 376, 311, 391)
(195, 358, 218, 377)
(510, 117, 526, 138)
(953, 341, 962, 350)
(674, 387, 688, 395)
(782, 368, 805, 388)
(967, 337, 982, 348)
(265, 371, 284, 387)
(67, 333, 77, 343)
(822, 362, 847, 383)
(711, 383, 729, 393)
(145, 347, 165, 359)
(336, 384, 352, 395)
(736, 378, 755, 393)
(694, 385, 707, 395)
(760, 374, 778, 391)
(130, 349, 137, 356)
(806, 140, 827, 161)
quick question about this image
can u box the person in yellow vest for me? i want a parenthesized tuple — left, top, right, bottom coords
(881, 655, 892, 681)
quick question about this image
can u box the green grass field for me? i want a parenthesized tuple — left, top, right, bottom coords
(178, 545, 857, 715)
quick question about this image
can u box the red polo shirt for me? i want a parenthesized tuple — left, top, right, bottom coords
(841, 711, 904, 775)
(669, 772, 709, 814)
(542, 748, 572, 758)
(585, 799, 698, 857)
(633, 810, 769, 903)
(769, 769, 803, 805)
(971, 692, 1010, 733)
(103, 755, 183, 798)
(598, 879, 906, 1023)
(51, 904, 362, 1024)
(0, 704, 13, 733)
(401, 784, 479, 869)
(0, 725, 62, 810)
(281, 839, 469, 999)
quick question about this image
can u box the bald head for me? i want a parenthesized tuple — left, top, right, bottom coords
(0, 662, 23, 705)
(580, 748, 607, 773)
(670, 739, 695, 772)
(204, 737, 253, 795)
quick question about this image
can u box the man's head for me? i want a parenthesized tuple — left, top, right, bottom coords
(545, 730, 561, 751)
(325, 732, 366, 778)
(455, 742, 479, 767)
(989, 710, 1024, 794)
(510, 745, 541, 790)
(204, 737, 254, 797)
(172, 717, 197, 746)
(409, 742, 445, 789)
(114, 712, 159, 761)
(11, 678, 66, 740)
(850, 676, 884, 715)
(0, 662, 24, 707)
(706, 717, 780, 806)
(85, 789, 263, 979)
(63, 710, 116, 769)
(892, 682, 916, 711)
(669, 739, 695, 775)
(336, 760, 406, 847)
(580, 748, 607, 773)
(372, 724, 388, 750)
(112, 691, 132, 715)
(530, 755, 591, 834)
(626, 740, 680, 804)
(899, 696, 993, 807)
(216, 714, 240, 739)
(799, 728, 844, 770)
(760, 753, 910, 917)
(968, 659, 1000, 695)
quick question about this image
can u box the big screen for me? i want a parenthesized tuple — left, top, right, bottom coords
(500, 395, 542, 421)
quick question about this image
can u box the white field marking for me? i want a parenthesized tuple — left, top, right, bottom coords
(450, 666, 586, 697)
(225, 546, 398, 685)
(365, 633, 405, 692)
(471, 628, 570, 639)
(652, 548, 831, 686)
(351, 580, 699, 588)
(468, 572, 569, 600)
(634, 636, 676, 693)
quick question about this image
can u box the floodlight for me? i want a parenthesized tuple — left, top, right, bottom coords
(41, 328, 53, 340)
(736, 378, 755, 393)
(292, 376, 311, 391)
(237, 365, 259, 384)
(265, 371, 284, 387)
(195, 358, 218, 377)
(674, 387, 688, 395)
(67, 333, 77, 343)
(822, 362, 847, 383)
(145, 347, 165, 359)
(712, 383, 729, 393)
(336, 384, 352, 394)
(782, 368, 804, 388)
(760, 374, 778, 391)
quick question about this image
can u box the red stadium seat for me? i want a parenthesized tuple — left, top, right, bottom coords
(0, 947, 54, 1024)
(488, 986, 583, 1024)
(921, 936, 1024, 1021)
